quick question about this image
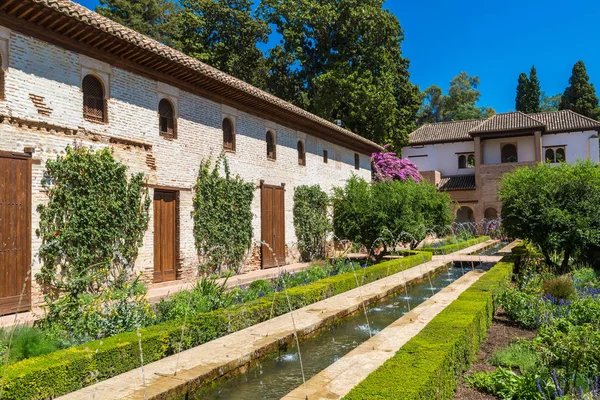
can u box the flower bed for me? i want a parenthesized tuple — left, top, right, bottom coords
(344, 254, 514, 400)
(0, 252, 431, 399)
(420, 235, 491, 255)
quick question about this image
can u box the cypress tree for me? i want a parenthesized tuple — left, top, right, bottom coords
(560, 60, 600, 119)
(515, 72, 529, 112)
(526, 66, 541, 113)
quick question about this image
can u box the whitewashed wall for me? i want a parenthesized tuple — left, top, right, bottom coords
(403, 141, 475, 176)
(542, 130, 599, 163)
(482, 136, 535, 165)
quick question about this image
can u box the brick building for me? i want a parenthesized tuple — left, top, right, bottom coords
(403, 111, 600, 223)
(0, 0, 382, 315)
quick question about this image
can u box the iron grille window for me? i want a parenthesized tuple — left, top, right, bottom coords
(223, 118, 235, 151)
(323, 149, 328, 163)
(354, 153, 360, 170)
(266, 131, 276, 160)
(159, 98, 176, 138)
(82, 75, 106, 123)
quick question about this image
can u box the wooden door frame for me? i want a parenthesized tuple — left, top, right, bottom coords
(0, 150, 32, 314)
(260, 181, 286, 269)
(153, 189, 180, 283)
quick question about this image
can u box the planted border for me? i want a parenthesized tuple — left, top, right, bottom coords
(344, 254, 514, 400)
(420, 236, 491, 255)
(0, 253, 432, 399)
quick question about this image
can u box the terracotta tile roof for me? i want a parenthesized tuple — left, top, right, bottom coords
(18, 0, 382, 153)
(408, 110, 600, 145)
(408, 120, 482, 145)
(529, 110, 600, 133)
(438, 175, 476, 191)
(469, 112, 545, 134)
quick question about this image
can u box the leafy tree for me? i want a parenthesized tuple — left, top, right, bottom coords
(97, 0, 182, 49)
(499, 160, 600, 274)
(192, 154, 255, 273)
(417, 73, 495, 125)
(179, 0, 270, 88)
(36, 145, 153, 340)
(540, 92, 562, 112)
(332, 176, 453, 256)
(258, 0, 420, 151)
(293, 185, 331, 261)
(560, 60, 600, 119)
(515, 66, 541, 113)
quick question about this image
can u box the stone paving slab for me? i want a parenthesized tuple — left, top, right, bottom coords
(282, 270, 485, 400)
(58, 260, 449, 400)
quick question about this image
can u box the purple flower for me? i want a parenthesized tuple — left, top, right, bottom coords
(371, 148, 422, 183)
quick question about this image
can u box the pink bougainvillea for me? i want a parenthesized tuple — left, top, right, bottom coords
(371, 147, 422, 183)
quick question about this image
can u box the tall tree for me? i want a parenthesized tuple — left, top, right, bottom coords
(179, 0, 270, 88)
(540, 93, 562, 112)
(258, 0, 420, 150)
(515, 72, 529, 113)
(526, 66, 541, 113)
(417, 85, 444, 125)
(560, 60, 600, 119)
(97, 0, 181, 49)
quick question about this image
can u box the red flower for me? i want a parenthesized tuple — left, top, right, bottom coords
(54, 231, 59, 237)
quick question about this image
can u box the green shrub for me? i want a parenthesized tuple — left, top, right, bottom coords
(0, 253, 432, 399)
(498, 288, 552, 329)
(332, 176, 453, 254)
(489, 341, 541, 375)
(0, 328, 60, 364)
(344, 258, 514, 399)
(542, 277, 576, 301)
(192, 155, 255, 273)
(420, 236, 490, 255)
(293, 185, 331, 261)
(465, 367, 541, 400)
(572, 267, 598, 287)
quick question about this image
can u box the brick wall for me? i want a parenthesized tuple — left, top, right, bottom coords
(0, 28, 372, 304)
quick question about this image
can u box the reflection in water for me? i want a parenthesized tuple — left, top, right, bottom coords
(195, 267, 467, 400)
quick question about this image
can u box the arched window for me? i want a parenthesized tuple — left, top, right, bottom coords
(467, 154, 475, 168)
(545, 148, 555, 163)
(354, 153, 360, 170)
(158, 98, 176, 138)
(458, 155, 467, 169)
(501, 144, 518, 163)
(223, 118, 235, 151)
(82, 75, 106, 123)
(484, 208, 498, 219)
(556, 148, 565, 162)
(266, 131, 276, 160)
(297, 140, 306, 166)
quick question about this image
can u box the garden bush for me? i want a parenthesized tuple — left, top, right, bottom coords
(499, 160, 600, 273)
(344, 257, 514, 399)
(489, 341, 541, 375)
(35, 145, 153, 343)
(0, 327, 61, 364)
(542, 277, 576, 301)
(192, 155, 255, 273)
(0, 253, 431, 399)
(332, 176, 453, 255)
(293, 185, 331, 261)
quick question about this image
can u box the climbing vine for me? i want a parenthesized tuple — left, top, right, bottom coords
(293, 185, 331, 261)
(192, 154, 255, 273)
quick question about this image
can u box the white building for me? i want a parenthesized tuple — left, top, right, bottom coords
(0, 0, 381, 315)
(402, 111, 600, 222)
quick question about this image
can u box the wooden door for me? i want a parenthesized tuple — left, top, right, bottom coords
(0, 152, 31, 315)
(261, 184, 285, 269)
(153, 190, 177, 282)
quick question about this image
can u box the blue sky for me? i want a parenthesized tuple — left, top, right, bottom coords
(75, 0, 600, 113)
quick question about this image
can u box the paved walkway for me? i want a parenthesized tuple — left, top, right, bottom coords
(282, 270, 484, 400)
(433, 254, 502, 263)
(58, 259, 451, 400)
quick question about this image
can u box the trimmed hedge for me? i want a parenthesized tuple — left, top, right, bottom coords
(420, 236, 491, 255)
(344, 255, 514, 400)
(0, 252, 432, 399)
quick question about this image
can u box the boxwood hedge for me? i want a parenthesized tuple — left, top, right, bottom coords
(0, 252, 432, 399)
(344, 254, 514, 400)
(420, 236, 491, 255)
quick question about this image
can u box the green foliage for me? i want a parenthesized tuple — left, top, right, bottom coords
(542, 277, 576, 301)
(515, 66, 541, 113)
(35, 145, 152, 342)
(97, 0, 182, 49)
(499, 160, 600, 274)
(258, 0, 420, 150)
(418, 72, 496, 125)
(0, 253, 431, 399)
(490, 342, 541, 375)
(572, 267, 598, 287)
(0, 327, 60, 365)
(192, 155, 255, 273)
(420, 236, 490, 255)
(540, 92, 562, 112)
(560, 60, 600, 119)
(178, 0, 270, 87)
(331, 176, 454, 254)
(466, 367, 542, 400)
(293, 185, 331, 261)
